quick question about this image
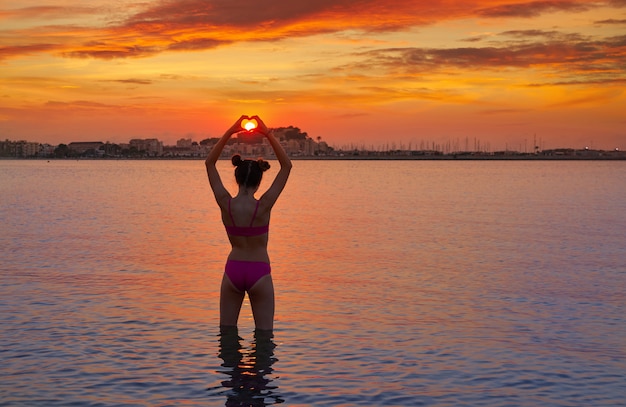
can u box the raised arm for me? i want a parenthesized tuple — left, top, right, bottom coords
(205, 116, 245, 208)
(252, 116, 292, 208)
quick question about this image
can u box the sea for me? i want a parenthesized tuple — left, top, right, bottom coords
(1, 159, 624, 407)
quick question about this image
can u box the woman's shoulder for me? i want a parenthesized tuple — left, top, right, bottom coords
(256, 195, 274, 212)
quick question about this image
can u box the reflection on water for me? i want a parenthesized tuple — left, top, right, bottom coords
(2, 160, 624, 406)
(209, 327, 283, 406)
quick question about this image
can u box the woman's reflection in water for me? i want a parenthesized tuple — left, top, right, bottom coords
(216, 326, 283, 406)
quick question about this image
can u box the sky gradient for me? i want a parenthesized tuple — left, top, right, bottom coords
(1, 0, 625, 150)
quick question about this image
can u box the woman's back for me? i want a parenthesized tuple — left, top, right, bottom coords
(223, 196, 270, 262)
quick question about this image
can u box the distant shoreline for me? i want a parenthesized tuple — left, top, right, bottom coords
(3, 155, 625, 161)
(289, 155, 626, 161)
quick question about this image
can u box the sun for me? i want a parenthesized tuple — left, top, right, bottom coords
(243, 119, 257, 131)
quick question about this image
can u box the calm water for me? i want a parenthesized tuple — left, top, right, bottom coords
(1, 159, 625, 407)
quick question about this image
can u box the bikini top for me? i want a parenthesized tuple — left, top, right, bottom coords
(225, 198, 269, 237)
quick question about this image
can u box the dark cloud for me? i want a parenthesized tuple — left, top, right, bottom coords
(606, 34, 626, 46)
(352, 31, 626, 85)
(0, 44, 58, 60)
(477, 1, 591, 18)
(500, 30, 588, 42)
(104, 79, 154, 85)
(123, 0, 443, 30)
(114, 0, 444, 47)
(461, 37, 482, 43)
(128, 0, 338, 26)
(594, 18, 626, 24)
(501, 29, 561, 38)
(167, 38, 230, 51)
(61, 45, 161, 59)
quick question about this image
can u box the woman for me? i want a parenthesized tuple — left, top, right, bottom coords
(205, 115, 292, 331)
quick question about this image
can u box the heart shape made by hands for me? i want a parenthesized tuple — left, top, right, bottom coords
(241, 117, 258, 131)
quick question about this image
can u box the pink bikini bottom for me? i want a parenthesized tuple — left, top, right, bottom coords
(224, 260, 271, 292)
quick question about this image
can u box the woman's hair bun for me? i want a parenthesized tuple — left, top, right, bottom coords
(257, 159, 271, 172)
(231, 154, 243, 167)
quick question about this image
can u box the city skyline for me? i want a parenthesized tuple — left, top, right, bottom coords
(3, 133, 623, 160)
(1, 1, 625, 150)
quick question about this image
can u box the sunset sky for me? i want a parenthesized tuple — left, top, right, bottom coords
(1, 0, 625, 150)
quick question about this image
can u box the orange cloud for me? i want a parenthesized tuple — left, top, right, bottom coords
(45, 100, 121, 109)
(0, 5, 97, 20)
(3, 0, 623, 61)
(545, 88, 624, 107)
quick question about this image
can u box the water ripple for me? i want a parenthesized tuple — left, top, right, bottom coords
(2, 160, 625, 406)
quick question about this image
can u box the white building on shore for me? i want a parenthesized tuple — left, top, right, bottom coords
(129, 138, 163, 157)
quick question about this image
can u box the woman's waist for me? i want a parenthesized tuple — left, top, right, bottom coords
(227, 248, 270, 263)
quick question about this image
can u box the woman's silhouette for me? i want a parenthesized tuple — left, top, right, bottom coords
(205, 115, 292, 331)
